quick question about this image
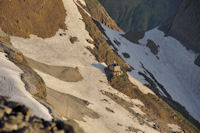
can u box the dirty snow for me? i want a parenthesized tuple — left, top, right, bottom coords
(131, 106, 145, 116)
(0, 52, 52, 120)
(10, 0, 160, 132)
(128, 73, 154, 95)
(168, 124, 183, 133)
(101, 24, 200, 122)
(77, 0, 86, 6)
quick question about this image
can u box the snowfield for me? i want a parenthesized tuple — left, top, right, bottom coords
(0, 52, 52, 120)
(101, 24, 200, 122)
(10, 0, 160, 132)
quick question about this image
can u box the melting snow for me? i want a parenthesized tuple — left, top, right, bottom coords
(101, 24, 200, 122)
(0, 52, 52, 120)
(168, 124, 183, 133)
(128, 73, 155, 95)
(77, 0, 86, 6)
(10, 0, 160, 132)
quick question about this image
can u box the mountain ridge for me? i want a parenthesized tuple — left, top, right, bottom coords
(98, 0, 181, 32)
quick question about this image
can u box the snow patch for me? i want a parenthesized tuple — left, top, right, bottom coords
(10, 0, 160, 132)
(101, 24, 200, 122)
(128, 73, 154, 95)
(168, 124, 183, 133)
(0, 52, 52, 120)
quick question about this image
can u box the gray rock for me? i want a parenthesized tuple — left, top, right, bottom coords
(146, 39, 159, 55)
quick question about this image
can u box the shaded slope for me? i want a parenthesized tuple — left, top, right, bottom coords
(84, 0, 122, 31)
(160, 0, 200, 53)
(99, 0, 181, 32)
(99, 23, 200, 131)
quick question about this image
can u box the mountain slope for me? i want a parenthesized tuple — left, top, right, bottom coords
(0, 42, 52, 120)
(98, 0, 181, 32)
(160, 0, 200, 53)
(78, 1, 200, 132)
(7, 0, 164, 132)
(94, 0, 200, 130)
(100, 24, 200, 122)
(0, 0, 199, 132)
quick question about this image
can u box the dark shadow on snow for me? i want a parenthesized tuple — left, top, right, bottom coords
(92, 63, 106, 73)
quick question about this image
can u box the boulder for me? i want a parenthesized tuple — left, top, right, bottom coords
(146, 39, 159, 55)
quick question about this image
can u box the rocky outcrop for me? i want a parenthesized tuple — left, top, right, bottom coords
(0, 96, 74, 133)
(146, 40, 159, 55)
(160, 0, 200, 53)
(123, 31, 145, 44)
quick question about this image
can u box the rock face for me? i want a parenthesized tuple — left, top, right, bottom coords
(160, 0, 200, 53)
(0, 96, 74, 133)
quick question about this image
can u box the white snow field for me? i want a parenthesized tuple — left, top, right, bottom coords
(101, 24, 200, 122)
(10, 0, 160, 133)
(0, 52, 52, 120)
